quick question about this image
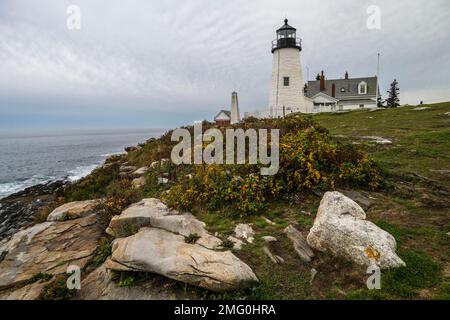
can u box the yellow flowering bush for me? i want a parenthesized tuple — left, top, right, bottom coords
(164, 116, 382, 216)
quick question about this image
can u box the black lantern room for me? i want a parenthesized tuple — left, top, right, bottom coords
(271, 19, 302, 53)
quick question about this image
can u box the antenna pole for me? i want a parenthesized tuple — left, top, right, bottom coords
(376, 53, 380, 107)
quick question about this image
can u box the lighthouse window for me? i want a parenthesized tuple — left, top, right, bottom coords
(283, 77, 290, 86)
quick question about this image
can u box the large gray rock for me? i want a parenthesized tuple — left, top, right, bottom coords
(307, 192, 405, 269)
(47, 200, 100, 222)
(105, 227, 258, 292)
(0, 214, 103, 289)
(106, 198, 221, 250)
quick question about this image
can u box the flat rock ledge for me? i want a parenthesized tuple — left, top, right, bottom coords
(105, 227, 258, 292)
(0, 214, 103, 290)
(307, 191, 405, 269)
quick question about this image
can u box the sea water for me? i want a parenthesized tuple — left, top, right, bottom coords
(0, 128, 166, 199)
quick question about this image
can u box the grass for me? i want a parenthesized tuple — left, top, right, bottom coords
(312, 102, 450, 185)
(376, 220, 449, 252)
(347, 249, 442, 299)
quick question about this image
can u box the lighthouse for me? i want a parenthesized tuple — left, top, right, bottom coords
(269, 19, 309, 117)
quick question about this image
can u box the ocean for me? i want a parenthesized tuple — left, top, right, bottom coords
(0, 128, 167, 199)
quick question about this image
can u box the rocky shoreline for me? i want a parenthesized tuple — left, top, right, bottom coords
(0, 180, 71, 240)
(0, 142, 408, 300)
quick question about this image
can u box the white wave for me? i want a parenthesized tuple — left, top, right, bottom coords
(1, 151, 124, 200)
(67, 164, 99, 182)
(101, 151, 126, 157)
(0, 175, 55, 199)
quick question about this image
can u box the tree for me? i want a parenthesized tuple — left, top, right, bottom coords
(386, 79, 400, 108)
(316, 73, 321, 81)
(377, 95, 385, 108)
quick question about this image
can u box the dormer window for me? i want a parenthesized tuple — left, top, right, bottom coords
(358, 81, 367, 95)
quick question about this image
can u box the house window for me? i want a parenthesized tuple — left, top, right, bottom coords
(283, 77, 290, 86)
(359, 104, 365, 108)
(358, 81, 367, 94)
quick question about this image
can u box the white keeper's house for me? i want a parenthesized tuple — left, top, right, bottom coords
(245, 19, 379, 119)
(305, 71, 378, 113)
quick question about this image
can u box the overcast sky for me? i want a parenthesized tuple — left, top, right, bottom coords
(0, 0, 449, 129)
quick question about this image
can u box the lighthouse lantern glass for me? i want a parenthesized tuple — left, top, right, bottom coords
(277, 29, 295, 39)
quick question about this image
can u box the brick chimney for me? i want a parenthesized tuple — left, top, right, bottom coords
(344, 71, 349, 80)
(332, 83, 336, 97)
(320, 70, 325, 91)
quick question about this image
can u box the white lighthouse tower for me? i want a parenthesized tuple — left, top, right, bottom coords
(269, 19, 309, 117)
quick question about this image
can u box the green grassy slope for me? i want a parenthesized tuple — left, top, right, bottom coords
(312, 102, 450, 185)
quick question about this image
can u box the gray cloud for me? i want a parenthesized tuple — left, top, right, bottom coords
(0, 0, 449, 128)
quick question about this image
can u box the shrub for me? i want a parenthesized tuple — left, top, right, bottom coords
(93, 236, 113, 267)
(63, 163, 120, 201)
(118, 276, 136, 287)
(98, 179, 142, 226)
(164, 116, 382, 216)
(38, 275, 76, 300)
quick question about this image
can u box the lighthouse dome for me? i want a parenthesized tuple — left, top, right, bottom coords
(272, 19, 302, 53)
(277, 19, 296, 32)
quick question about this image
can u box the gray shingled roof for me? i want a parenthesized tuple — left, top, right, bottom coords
(306, 77, 378, 99)
(214, 110, 231, 120)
